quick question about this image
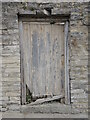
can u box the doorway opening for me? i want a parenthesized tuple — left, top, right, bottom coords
(19, 16, 70, 105)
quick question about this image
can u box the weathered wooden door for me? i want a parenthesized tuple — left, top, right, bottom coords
(22, 22, 65, 99)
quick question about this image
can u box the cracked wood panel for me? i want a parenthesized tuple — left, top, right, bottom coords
(22, 22, 65, 98)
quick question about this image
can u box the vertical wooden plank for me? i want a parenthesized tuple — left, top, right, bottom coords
(60, 25, 65, 95)
(28, 23, 32, 94)
(51, 24, 57, 95)
(38, 24, 44, 96)
(26, 23, 31, 94)
(49, 25, 53, 95)
(57, 25, 62, 95)
(26, 23, 29, 89)
(56, 25, 62, 95)
(19, 21, 26, 104)
(55, 25, 61, 95)
(43, 25, 47, 96)
(32, 25, 39, 97)
(41, 25, 46, 96)
(23, 23, 31, 96)
(49, 24, 53, 95)
(46, 25, 52, 95)
(47, 27, 50, 95)
(37, 24, 41, 96)
(65, 21, 70, 104)
(51, 24, 55, 95)
(39, 24, 47, 96)
(30, 24, 34, 95)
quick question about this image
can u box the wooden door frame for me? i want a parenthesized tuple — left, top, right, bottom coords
(65, 22, 70, 104)
(19, 16, 70, 105)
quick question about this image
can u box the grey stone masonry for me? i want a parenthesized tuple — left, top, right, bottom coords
(1, 2, 89, 113)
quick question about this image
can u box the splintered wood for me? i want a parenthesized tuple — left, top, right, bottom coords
(29, 95, 64, 106)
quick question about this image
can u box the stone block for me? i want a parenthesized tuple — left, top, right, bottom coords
(71, 93, 88, 99)
(19, 10, 36, 15)
(4, 68, 20, 73)
(1, 107, 7, 112)
(7, 29, 19, 35)
(8, 104, 20, 111)
(2, 72, 20, 78)
(2, 46, 20, 55)
(2, 78, 20, 82)
(71, 98, 88, 103)
(2, 86, 20, 92)
(52, 8, 70, 15)
(2, 63, 20, 68)
(71, 89, 85, 94)
(6, 92, 20, 97)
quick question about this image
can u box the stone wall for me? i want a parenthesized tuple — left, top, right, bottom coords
(1, 2, 89, 112)
(0, 1, 2, 112)
(2, 3, 21, 111)
(70, 3, 88, 112)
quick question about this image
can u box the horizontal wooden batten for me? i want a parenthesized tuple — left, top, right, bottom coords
(22, 22, 65, 25)
(18, 13, 70, 23)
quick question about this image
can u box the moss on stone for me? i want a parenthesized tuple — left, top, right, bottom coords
(26, 85, 32, 103)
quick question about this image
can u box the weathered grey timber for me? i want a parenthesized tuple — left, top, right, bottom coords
(28, 95, 64, 106)
(22, 21, 65, 100)
(65, 22, 70, 104)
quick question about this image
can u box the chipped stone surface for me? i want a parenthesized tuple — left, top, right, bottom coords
(1, 0, 90, 2)
(20, 103, 81, 114)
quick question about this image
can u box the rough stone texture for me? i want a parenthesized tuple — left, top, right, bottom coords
(1, 0, 90, 2)
(0, 1, 2, 113)
(1, 2, 89, 113)
(2, 112, 88, 118)
(20, 103, 81, 114)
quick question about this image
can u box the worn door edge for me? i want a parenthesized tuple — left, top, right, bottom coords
(19, 21, 26, 105)
(65, 21, 70, 104)
(19, 18, 70, 105)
